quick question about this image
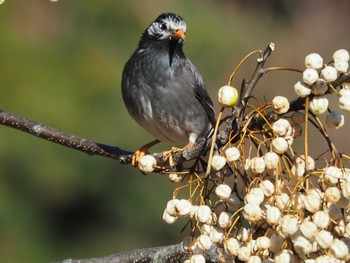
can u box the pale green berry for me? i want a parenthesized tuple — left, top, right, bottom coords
(218, 85, 239, 107)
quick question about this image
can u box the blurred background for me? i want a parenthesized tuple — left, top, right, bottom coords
(0, 0, 349, 262)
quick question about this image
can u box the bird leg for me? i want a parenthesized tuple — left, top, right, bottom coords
(163, 142, 195, 167)
(132, 139, 160, 167)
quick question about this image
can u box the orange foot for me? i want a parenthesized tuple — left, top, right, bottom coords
(163, 142, 195, 167)
(132, 140, 160, 167)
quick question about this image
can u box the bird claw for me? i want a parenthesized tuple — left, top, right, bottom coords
(132, 148, 148, 167)
(162, 143, 195, 167)
(162, 149, 176, 167)
(132, 140, 160, 167)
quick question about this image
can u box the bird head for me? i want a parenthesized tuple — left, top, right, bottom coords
(145, 13, 187, 43)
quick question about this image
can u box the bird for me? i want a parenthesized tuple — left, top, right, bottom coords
(121, 13, 216, 166)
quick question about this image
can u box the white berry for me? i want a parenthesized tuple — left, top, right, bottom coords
(274, 249, 295, 263)
(224, 146, 240, 162)
(300, 221, 318, 239)
(275, 193, 290, 210)
(324, 166, 343, 185)
(209, 226, 224, 243)
(321, 66, 338, 82)
(264, 151, 279, 169)
(341, 180, 350, 199)
(325, 186, 341, 203)
(272, 96, 290, 114)
(281, 215, 299, 236)
(196, 234, 212, 250)
(305, 53, 323, 69)
(237, 246, 251, 262)
(168, 173, 184, 183)
(293, 235, 313, 255)
(271, 137, 289, 154)
(265, 205, 281, 225)
(272, 118, 292, 137)
(175, 199, 192, 216)
(303, 68, 319, 85)
(249, 188, 265, 204)
(225, 237, 240, 256)
(339, 93, 350, 112)
(195, 205, 212, 223)
(211, 155, 226, 171)
(294, 81, 312, 97)
(242, 203, 262, 223)
(304, 191, 322, 213)
(138, 154, 157, 173)
(256, 236, 271, 250)
(259, 180, 275, 197)
(330, 239, 349, 259)
(333, 49, 350, 62)
(340, 88, 350, 97)
(162, 209, 178, 224)
(215, 184, 232, 200)
(315, 230, 333, 249)
(250, 157, 266, 174)
(166, 199, 179, 216)
(309, 96, 329, 115)
(312, 211, 330, 229)
(247, 255, 262, 263)
(218, 211, 233, 228)
(334, 60, 349, 73)
(190, 254, 205, 263)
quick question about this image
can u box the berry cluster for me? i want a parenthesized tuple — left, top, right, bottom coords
(138, 49, 350, 263)
(295, 49, 350, 129)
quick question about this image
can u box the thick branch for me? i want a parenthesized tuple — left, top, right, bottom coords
(0, 110, 133, 163)
(54, 242, 220, 263)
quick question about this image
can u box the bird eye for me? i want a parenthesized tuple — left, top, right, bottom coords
(159, 23, 167, 30)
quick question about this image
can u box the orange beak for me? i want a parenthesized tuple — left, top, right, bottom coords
(174, 28, 185, 40)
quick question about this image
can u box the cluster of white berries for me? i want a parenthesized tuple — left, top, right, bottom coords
(163, 149, 350, 262)
(294, 49, 349, 130)
(137, 49, 350, 262)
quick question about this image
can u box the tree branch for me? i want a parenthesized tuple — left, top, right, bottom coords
(53, 242, 221, 263)
(0, 110, 214, 168)
(0, 110, 133, 163)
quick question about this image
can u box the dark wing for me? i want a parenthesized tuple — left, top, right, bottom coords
(184, 60, 216, 127)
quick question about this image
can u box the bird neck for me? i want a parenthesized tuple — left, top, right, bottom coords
(138, 37, 186, 67)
